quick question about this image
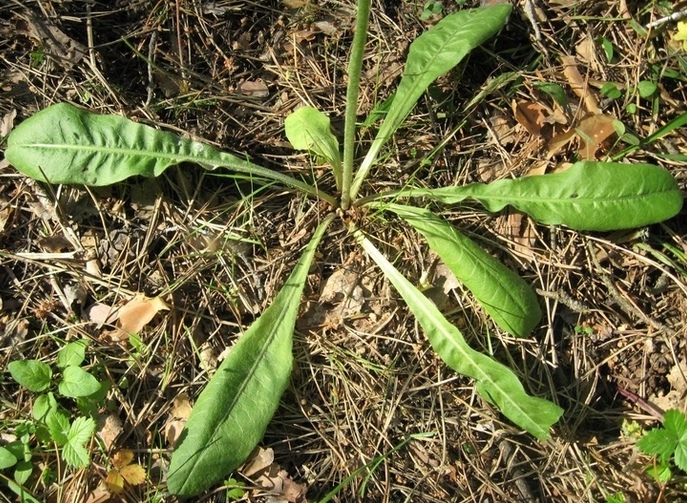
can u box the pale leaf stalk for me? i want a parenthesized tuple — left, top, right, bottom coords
(341, 0, 372, 210)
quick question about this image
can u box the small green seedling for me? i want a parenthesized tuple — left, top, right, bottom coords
(637, 408, 687, 483)
(4, 2, 683, 496)
(6, 340, 101, 472)
(420, 1, 443, 21)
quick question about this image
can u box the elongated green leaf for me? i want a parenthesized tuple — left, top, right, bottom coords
(351, 4, 511, 196)
(384, 203, 540, 337)
(167, 213, 335, 497)
(5, 103, 335, 205)
(394, 162, 683, 231)
(285, 106, 342, 188)
(354, 229, 562, 439)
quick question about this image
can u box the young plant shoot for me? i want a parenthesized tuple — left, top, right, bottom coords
(4, 2, 683, 497)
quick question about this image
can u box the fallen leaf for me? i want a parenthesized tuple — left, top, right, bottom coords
(513, 100, 548, 136)
(97, 414, 123, 451)
(87, 303, 119, 326)
(23, 10, 87, 68)
(117, 294, 169, 335)
(83, 481, 111, 503)
(165, 394, 193, 446)
(667, 360, 687, 394)
(243, 447, 275, 477)
(0, 196, 12, 235)
(575, 34, 597, 66)
(239, 80, 269, 97)
(560, 55, 600, 115)
(575, 114, 616, 160)
(164, 419, 186, 447)
(105, 449, 146, 494)
(488, 111, 516, 146)
(282, 0, 310, 8)
(314, 20, 338, 37)
(171, 393, 193, 420)
(495, 212, 537, 261)
(0, 109, 16, 137)
(37, 235, 73, 252)
(257, 469, 306, 503)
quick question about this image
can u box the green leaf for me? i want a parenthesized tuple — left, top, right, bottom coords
(167, 213, 336, 497)
(598, 37, 614, 62)
(638, 409, 687, 471)
(383, 203, 541, 337)
(33, 392, 59, 421)
(352, 4, 511, 195)
(353, 228, 563, 439)
(4, 478, 42, 503)
(62, 416, 95, 468)
(532, 82, 568, 107)
(0, 446, 18, 469)
(57, 340, 88, 369)
(8, 360, 53, 392)
(637, 80, 658, 98)
(46, 410, 70, 445)
(600, 82, 622, 100)
(400, 162, 683, 231)
(638, 427, 674, 461)
(14, 459, 33, 485)
(647, 462, 672, 483)
(58, 366, 101, 398)
(361, 93, 395, 128)
(285, 106, 342, 187)
(6, 103, 335, 205)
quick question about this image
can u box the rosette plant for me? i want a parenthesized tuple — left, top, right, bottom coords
(4, 2, 682, 496)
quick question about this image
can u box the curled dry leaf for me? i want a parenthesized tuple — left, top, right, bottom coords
(560, 55, 601, 115)
(117, 294, 169, 335)
(22, 10, 87, 68)
(239, 80, 269, 97)
(165, 393, 193, 446)
(97, 414, 123, 451)
(0, 109, 16, 137)
(258, 469, 306, 503)
(243, 447, 275, 477)
(513, 100, 549, 136)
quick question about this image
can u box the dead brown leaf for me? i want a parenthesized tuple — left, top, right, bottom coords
(105, 449, 146, 494)
(117, 294, 169, 335)
(22, 10, 87, 68)
(575, 114, 617, 160)
(171, 393, 193, 420)
(282, 0, 310, 8)
(37, 235, 73, 253)
(83, 481, 112, 503)
(513, 100, 549, 136)
(0, 109, 16, 137)
(243, 446, 275, 477)
(314, 20, 338, 37)
(560, 55, 601, 115)
(97, 414, 123, 451)
(165, 393, 193, 446)
(239, 80, 269, 97)
(488, 110, 516, 146)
